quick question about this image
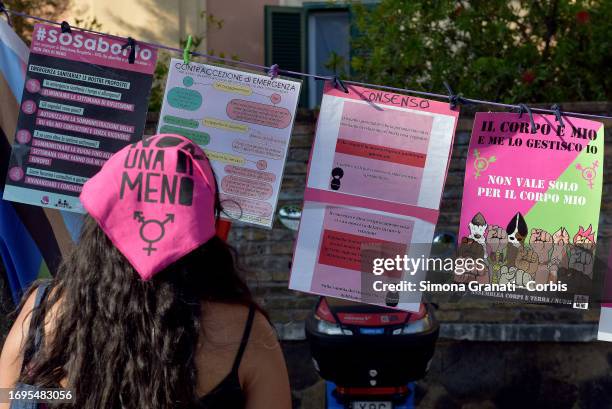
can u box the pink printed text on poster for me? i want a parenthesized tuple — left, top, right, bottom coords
(221, 175, 273, 200)
(226, 99, 292, 129)
(220, 193, 273, 217)
(30, 24, 157, 74)
(224, 165, 276, 183)
(37, 109, 134, 133)
(35, 118, 131, 141)
(41, 88, 135, 111)
(25, 176, 82, 193)
(31, 138, 113, 159)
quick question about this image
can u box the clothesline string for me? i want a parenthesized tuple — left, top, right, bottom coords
(3, 8, 612, 121)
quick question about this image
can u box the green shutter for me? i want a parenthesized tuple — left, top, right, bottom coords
(264, 6, 306, 106)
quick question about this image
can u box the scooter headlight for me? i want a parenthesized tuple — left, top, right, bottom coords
(315, 318, 344, 335)
(402, 314, 433, 335)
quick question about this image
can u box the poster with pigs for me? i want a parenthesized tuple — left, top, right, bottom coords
(457, 112, 603, 306)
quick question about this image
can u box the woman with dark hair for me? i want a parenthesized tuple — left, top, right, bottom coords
(0, 134, 292, 409)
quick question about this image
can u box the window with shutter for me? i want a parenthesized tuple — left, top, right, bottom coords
(265, 3, 363, 108)
(264, 6, 306, 107)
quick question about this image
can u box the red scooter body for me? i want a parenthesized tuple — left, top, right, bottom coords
(306, 298, 439, 406)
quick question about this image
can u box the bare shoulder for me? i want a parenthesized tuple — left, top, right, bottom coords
(2, 283, 60, 356)
(248, 309, 280, 350)
(0, 287, 39, 400)
(199, 302, 279, 349)
(195, 302, 290, 406)
(4, 288, 38, 349)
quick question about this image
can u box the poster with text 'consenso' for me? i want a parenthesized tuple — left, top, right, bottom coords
(157, 59, 301, 228)
(3, 23, 157, 212)
(289, 84, 459, 312)
(457, 112, 603, 306)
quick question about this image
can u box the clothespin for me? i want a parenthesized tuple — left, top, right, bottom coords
(332, 76, 349, 93)
(443, 81, 467, 109)
(0, 1, 11, 26)
(516, 103, 537, 133)
(60, 21, 71, 33)
(267, 64, 279, 80)
(121, 37, 136, 64)
(183, 35, 193, 65)
(551, 104, 564, 128)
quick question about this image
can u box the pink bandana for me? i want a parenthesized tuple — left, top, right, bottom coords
(80, 134, 217, 280)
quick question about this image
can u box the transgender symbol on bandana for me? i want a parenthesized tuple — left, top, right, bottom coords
(81, 134, 217, 280)
(133, 211, 175, 255)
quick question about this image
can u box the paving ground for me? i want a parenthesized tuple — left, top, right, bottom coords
(284, 339, 612, 409)
(4, 274, 612, 408)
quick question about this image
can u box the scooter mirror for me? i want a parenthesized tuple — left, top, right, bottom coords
(278, 204, 301, 231)
(431, 231, 457, 258)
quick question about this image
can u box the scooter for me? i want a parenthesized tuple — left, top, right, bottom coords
(326, 381, 416, 409)
(278, 206, 449, 408)
(305, 298, 439, 409)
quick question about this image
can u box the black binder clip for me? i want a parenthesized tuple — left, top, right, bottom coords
(60, 21, 71, 33)
(332, 76, 349, 93)
(0, 1, 11, 26)
(267, 64, 279, 80)
(516, 103, 537, 133)
(121, 37, 136, 64)
(551, 104, 564, 128)
(443, 81, 467, 110)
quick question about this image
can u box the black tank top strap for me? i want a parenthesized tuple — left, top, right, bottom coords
(230, 304, 255, 374)
(22, 281, 51, 373)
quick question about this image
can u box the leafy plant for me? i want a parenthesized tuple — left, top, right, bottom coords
(148, 12, 234, 111)
(324, 51, 348, 76)
(6, 0, 72, 44)
(148, 51, 172, 113)
(350, 0, 611, 103)
(73, 16, 103, 32)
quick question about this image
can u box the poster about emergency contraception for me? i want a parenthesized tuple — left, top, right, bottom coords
(290, 83, 459, 312)
(157, 59, 301, 228)
(3, 23, 157, 212)
(457, 112, 603, 306)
